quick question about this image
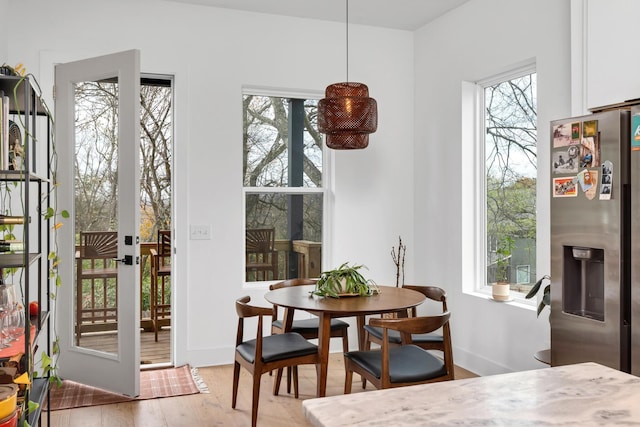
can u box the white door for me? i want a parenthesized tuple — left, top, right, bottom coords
(55, 50, 141, 396)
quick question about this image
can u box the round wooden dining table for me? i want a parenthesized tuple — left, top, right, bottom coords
(264, 284, 426, 397)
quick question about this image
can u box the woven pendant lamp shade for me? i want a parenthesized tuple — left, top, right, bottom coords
(318, 82, 378, 149)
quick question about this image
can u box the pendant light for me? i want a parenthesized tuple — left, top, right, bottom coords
(318, 0, 378, 149)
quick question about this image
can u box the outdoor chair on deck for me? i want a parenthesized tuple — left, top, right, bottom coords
(150, 229, 171, 341)
(232, 296, 319, 427)
(75, 231, 118, 345)
(245, 228, 278, 281)
(344, 312, 454, 393)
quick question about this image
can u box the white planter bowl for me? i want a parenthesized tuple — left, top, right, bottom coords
(492, 283, 511, 301)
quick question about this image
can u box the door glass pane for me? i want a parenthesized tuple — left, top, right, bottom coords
(74, 79, 119, 355)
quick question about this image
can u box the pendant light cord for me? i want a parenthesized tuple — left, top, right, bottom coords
(346, 0, 349, 83)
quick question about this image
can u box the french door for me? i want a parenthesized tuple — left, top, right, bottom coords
(55, 50, 141, 396)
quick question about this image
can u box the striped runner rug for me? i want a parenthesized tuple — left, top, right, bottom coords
(45, 365, 209, 411)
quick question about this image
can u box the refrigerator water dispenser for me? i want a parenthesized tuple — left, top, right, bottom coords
(562, 246, 604, 321)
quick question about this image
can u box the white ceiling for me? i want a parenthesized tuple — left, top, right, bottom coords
(163, 0, 471, 31)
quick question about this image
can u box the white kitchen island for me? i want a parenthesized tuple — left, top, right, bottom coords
(302, 362, 640, 426)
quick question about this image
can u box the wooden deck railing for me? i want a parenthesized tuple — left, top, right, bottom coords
(274, 239, 322, 279)
(75, 239, 321, 341)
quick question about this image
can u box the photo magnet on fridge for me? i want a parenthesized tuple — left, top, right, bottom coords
(553, 123, 573, 148)
(553, 149, 578, 174)
(583, 120, 597, 137)
(632, 113, 640, 151)
(577, 169, 594, 192)
(553, 177, 577, 197)
(571, 122, 581, 142)
(580, 135, 599, 168)
(600, 160, 613, 201)
(584, 170, 598, 200)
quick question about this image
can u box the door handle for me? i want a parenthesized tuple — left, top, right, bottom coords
(115, 255, 134, 265)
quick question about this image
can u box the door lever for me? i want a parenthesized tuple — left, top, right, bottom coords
(115, 255, 134, 265)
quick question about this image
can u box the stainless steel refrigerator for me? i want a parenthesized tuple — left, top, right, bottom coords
(550, 108, 634, 373)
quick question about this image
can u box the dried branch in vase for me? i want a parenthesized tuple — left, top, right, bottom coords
(391, 236, 406, 287)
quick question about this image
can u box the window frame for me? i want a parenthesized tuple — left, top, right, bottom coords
(241, 86, 330, 288)
(461, 62, 538, 306)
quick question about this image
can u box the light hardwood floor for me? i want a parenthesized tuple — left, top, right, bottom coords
(43, 353, 477, 427)
(79, 329, 171, 365)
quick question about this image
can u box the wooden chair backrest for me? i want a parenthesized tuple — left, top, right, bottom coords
(158, 230, 171, 256)
(235, 295, 272, 318)
(269, 278, 317, 291)
(402, 285, 448, 316)
(246, 228, 275, 254)
(235, 296, 273, 346)
(157, 230, 171, 267)
(269, 278, 318, 325)
(369, 312, 451, 337)
(80, 231, 118, 258)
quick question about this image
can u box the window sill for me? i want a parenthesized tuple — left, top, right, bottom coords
(243, 281, 272, 290)
(465, 288, 537, 311)
(243, 280, 286, 290)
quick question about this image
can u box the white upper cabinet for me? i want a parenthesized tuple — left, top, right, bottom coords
(583, 0, 640, 110)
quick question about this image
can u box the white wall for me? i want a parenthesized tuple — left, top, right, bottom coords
(0, 0, 7, 63)
(6, 0, 414, 367)
(413, 0, 572, 375)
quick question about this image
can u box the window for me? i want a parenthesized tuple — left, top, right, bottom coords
(482, 68, 537, 294)
(242, 92, 325, 283)
(516, 265, 531, 285)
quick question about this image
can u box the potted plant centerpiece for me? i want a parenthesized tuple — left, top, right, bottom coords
(312, 262, 379, 298)
(492, 236, 513, 301)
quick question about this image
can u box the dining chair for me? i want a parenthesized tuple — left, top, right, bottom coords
(269, 278, 350, 392)
(150, 229, 172, 341)
(362, 285, 454, 383)
(344, 312, 453, 393)
(232, 296, 319, 427)
(245, 228, 279, 281)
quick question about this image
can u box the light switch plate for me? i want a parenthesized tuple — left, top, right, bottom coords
(190, 224, 211, 240)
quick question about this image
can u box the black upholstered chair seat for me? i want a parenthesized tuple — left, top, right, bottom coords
(345, 345, 447, 383)
(237, 332, 318, 364)
(273, 318, 349, 334)
(363, 325, 443, 345)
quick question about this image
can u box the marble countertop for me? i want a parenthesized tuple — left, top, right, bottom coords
(302, 362, 640, 426)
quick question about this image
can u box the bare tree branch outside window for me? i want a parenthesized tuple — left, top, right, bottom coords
(74, 81, 172, 242)
(485, 73, 537, 290)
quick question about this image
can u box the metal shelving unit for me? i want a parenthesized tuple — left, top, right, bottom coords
(0, 74, 51, 426)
